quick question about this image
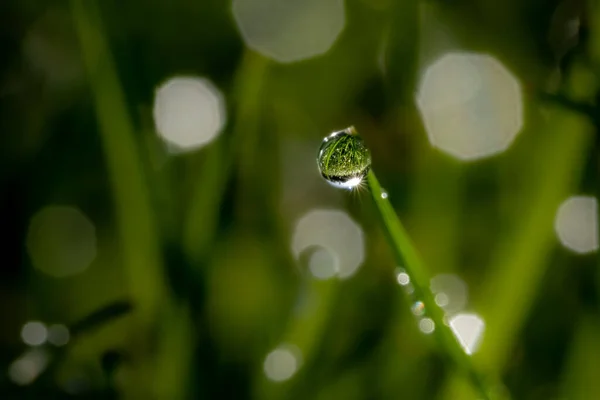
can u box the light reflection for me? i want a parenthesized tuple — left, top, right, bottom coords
(419, 318, 435, 334)
(263, 344, 302, 382)
(307, 247, 338, 280)
(449, 313, 485, 355)
(396, 269, 410, 286)
(26, 206, 96, 278)
(232, 0, 346, 63)
(435, 292, 449, 307)
(292, 209, 365, 279)
(153, 76, 226, 152)
(554, 196, 598, 254)
(21, 321, 47, 346)
(8, 349, 49, 386)
(47, 324, 70, 347)
(430, 274, 468, 315)
(416, 52, 523, 160)
(411, 301, 425, 316)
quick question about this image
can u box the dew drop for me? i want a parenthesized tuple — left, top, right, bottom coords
(411, 301, 425, 316)
(381, 191, 388, 199)
(317, 127, 371, 189)
(396, 270, 410, 286)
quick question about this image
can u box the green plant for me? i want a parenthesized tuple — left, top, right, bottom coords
(317, 127, 505, 400)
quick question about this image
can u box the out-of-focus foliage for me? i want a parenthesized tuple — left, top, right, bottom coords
(0, 0, 598, 399)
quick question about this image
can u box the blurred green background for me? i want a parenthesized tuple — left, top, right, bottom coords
(1, 0, 598, 399)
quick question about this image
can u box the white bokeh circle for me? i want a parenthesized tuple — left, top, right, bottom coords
(416, 52, 523, 160)
(232, 0, 346, 63)
(153, 76, 226, 152)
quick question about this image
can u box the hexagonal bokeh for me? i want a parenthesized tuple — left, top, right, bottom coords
(232, 0, 346, 63)
(555, 195, 598, 254)
(153, 76, 226, 153)
(416, 52, 523, 161)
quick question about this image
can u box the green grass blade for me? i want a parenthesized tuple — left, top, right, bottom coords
(367, 171, 501, 400)
(70, 0, 165, 320)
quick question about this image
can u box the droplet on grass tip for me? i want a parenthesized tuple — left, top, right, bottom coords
(317, 127, 371, 189)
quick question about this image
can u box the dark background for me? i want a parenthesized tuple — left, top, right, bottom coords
(1, 0, 598, 399)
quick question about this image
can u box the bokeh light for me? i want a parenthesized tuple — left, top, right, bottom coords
(449, 313, 485, 355)
(26, 206, 96, 278)
(416, 52, 523, 160)
(291, 209, 365, 279)
(263, 345, 301, 382)
(396, 269, 410, 286)
(8, 349, 49, 386)
(20, 321, 47, 346)
(430, 274, 469, 315)
(47, 324, 70, 347)
(419, 318, 435, 334)
(411, 301, 425, 316)
(307, 247, 338, 280)
(232, 0, 346, 63)
(153, 76, 226, 152)
(22, 11, 84, 91)
(554, 196, 598, 254)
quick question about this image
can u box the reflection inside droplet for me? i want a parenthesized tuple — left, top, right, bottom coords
(317, 128, 371, 190)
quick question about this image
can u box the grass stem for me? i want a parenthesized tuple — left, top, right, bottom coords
(367, 170, 501, 400)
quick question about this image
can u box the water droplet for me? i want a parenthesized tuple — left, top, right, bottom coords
(317, 127, 371, 189)
(411, 301, 425, 316)
(396, 270, 410, 286)
(419, 318, 435, 334)
(381, 191, 388, 199)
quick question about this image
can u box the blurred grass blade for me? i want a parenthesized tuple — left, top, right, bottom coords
(367, 171, 501, 400)
(71, 0, 164, 320)
(441, 61, 595, 400)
